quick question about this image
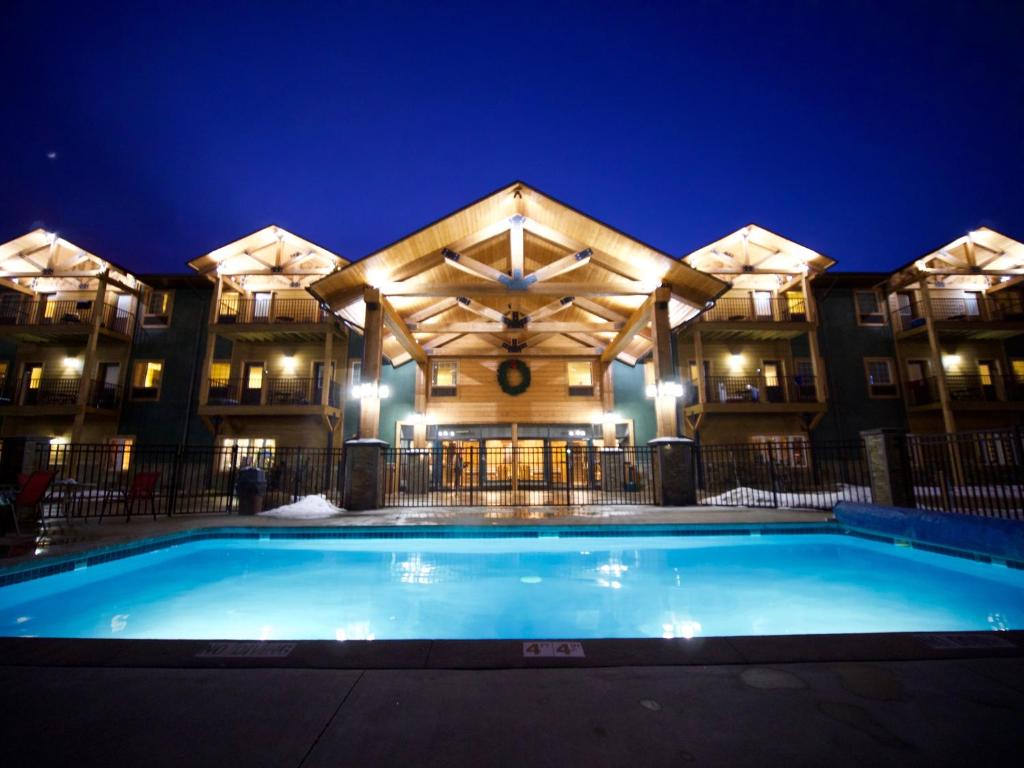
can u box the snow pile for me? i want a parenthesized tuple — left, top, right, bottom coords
(700, 484, 872, 509)
(258, 495, 345, 519)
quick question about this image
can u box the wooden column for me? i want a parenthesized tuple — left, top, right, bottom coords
(600, 361, 616, 446)
(321, 330, 333, 407)
(413, 362, 427, 448)
(72, 274, 108, 441)
(651, 287, 678, 438)
(919, 279, 956, 433)
(199, 276, 224, 407)
(359, 287, 384, 439)
(693, 330, 707, 405)
(801, 273, 828, 403)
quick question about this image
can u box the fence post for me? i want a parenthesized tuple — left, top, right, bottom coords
(293, 446, 303, 502)
(860, 429, 915, 508)
(767, 441, 780, 508)
(166, 445, 183, 517)
(648, 437, 697, 506)
(226, 444, 239, 513)
(342, 438, 388, 511)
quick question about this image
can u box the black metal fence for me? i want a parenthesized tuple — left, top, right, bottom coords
(906, 429, 1024, 519)
(695, 439, 872, 510)
(383, 445, 655, 507)
(33, 443, 346, 521)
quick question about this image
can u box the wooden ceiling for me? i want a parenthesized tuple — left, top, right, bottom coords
(310, 181, 729, 366)
(887, 227, 1024, 293)
(188, 225, 347, 292)
(0, 229, 143, 297)
(682, 224, 835, 292)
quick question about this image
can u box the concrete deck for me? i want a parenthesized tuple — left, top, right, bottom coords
(4, 658, 1023, 767)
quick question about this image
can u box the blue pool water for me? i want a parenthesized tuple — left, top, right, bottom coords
(1, 531, 1022, 640)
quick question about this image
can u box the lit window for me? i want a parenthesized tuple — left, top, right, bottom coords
(48, 437, 69, 466)
(246, 365, 263, 389)
(43, 298, 57, 320)
(786, 293, 806, 319)
(143, 290, 173, 327)
(131, 361, 163, 400)
(28, 365, 43, 389)
(567, 361, 594, 396)
(750, 435, 808, 467)
(865, 358, 897, 398)
(1013, 360, 1024, 381)
(219, 293, 240, 320)
(109, 437, 134, 471)
(210, 361, 231, 381)
(431, 361, 457, 396)
(855, 291, 885, 325)
(220, 437, 276, 470)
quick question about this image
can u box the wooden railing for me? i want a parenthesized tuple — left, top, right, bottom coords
(697, 296, 809, 323)
(215, 297, 329, 325)
(206, 376, 342, 406)
(909, 375, 1024, 406)
(892, 295, 1024, 332)
(685, 375, 819, 405)
(0, 298, 134, 336)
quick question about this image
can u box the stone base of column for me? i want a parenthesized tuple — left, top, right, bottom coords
(648, 436, 696, 506)
(343, 439, 388, 511)
(860, 429, 915, 508)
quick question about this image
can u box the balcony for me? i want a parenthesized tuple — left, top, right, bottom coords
(685, 296, 812, 339)
(215, 298, 331, 326)
(0, 377, 121, 411)
(891, 296, 1024, 337)
(684, 374, 821, 408)
(204, 376, 342, 409)
(907, 375, 1024, 409)
(0, 298, 135, 339)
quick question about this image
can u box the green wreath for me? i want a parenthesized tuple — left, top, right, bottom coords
(497, 358, 531, 396)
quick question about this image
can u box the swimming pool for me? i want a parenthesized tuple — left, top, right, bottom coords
(1, 527, 1022, 640)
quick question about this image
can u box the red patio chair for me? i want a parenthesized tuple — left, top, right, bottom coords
(3, 470, 55, 535)
(100, 471, 161, 523)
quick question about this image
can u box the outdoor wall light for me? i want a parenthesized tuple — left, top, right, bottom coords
(942, 354, 961, 369)
(281, 354, 298, 374)
(63, 356, 83, 371)
(728, 353, 744, 371)
(645, 381, 684, 399)
(353, 382, 390, 399)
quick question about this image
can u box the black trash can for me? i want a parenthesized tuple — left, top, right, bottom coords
(236, 466, 267, 516)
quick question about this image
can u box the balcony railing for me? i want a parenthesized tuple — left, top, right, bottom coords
(892, 296, 1024, 332)
(0, 298, 135, 336)
(88, 379, 123, 409)
(907, 375, 1024, 406)
(215, 298, 330, 326)
(698, 296, 809, 324)
(206, 376, 342, 407)
(685, 375, 819, 406)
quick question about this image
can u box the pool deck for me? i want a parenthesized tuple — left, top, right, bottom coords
(4, 506, 1023, 765)
(0, 503, 832, 564)
(4, 656, 1024, 766)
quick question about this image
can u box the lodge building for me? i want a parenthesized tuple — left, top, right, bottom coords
(1, 182, 1023, 463)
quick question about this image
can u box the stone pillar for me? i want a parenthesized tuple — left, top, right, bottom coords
(599, 448, 626, 492)
(860, 429, 915, 508)
(343, 438, 388, 511)
(648, 436, 696, 506)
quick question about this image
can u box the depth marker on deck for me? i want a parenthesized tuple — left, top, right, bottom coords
(523, 641, 585, 658)
(197, 641, 297, 658)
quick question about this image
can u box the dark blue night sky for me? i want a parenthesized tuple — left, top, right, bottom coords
(2, 1, 1022, 273)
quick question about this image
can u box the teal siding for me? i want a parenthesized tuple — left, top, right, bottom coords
(812, 279, 907, 440)
(379, 362, 416, 445)
(118, 284, 214, 446)
(612, 360, 656, 445)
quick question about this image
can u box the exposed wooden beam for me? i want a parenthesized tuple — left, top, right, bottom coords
(442, 248, 507, 283)
(408, 320, 620, 334)
(572, 296, 625, 322)
(406, 297, 459, 323)
(524, 249, 591, 283)
(384, 251, 446, 284)
(380, 280, 653, 297)
(456, 296, 507, 323)
(600, 294, 653, 363)
(988, 274, 1024, 293)
(446, 217, 514, 254)
(509, 214, 525, 278)
(422, 332, 464, 350)
(0, 277, 34, 296)
(526, 296, 574, 322)
(382, 296, 426, 366)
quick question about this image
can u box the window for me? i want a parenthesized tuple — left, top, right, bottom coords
(752, 291, 773, 318)
(1013, 359, 1024, 381)
(786, 292, 806, 320)
(431, 361, 458, 396)
(0, 361, 8, 389)
(143, 290, 173, 327)
(210, 361, 231, 382)
(750, 436, 808, 467)
(218, 292, 239, 321)
(864, 358, 898, 398)
(350, 361, 362, 388)
(567, 361, 594, 396)
(220, 437, 276, 470)
(48, 437, 69, 466)
(108, 437, 134, 472)
(855, 291, 885, 325)
(131, 360, 163, 400)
